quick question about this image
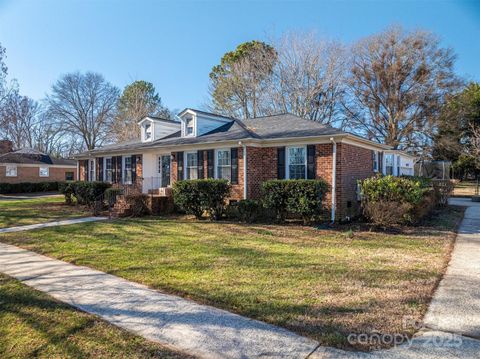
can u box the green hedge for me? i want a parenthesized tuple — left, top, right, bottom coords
(359, 175, 433, 225)
(262, 179, 329, 224)
(173, 179, 231, 220)
(0, 181, 63, 194)
(59, 181, 111, 206)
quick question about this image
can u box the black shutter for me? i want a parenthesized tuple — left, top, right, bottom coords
(207, 150, 215, 178)
(177, 152, 184, 180)
(307, 145, 316, 179)
(131, 155, 137, 182)
(231, 148, 238, 184)
(277, 147, 286, 179)
(378, 152, 384, 174)
(97, 157, 104, 181)
(116, 156, 123, 183)
(197, 151, 204, 179)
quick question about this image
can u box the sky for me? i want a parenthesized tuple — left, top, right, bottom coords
(0, 0, 479, 112)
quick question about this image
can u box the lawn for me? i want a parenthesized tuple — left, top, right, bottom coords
(0, 273, 190, 359)
(0, 206, 464, 350)
(0, 196, 89, 228)
(453, 180, 478, 196)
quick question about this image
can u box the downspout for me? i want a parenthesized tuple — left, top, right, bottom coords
(330, 137, 337, 223)
(240, 141, 247, 200)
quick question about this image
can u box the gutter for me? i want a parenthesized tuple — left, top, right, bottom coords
(330, 137, 337, 223)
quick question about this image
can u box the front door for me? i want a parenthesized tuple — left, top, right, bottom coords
(158, 155, 171, 187)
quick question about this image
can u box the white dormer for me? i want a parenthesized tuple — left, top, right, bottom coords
(138, 116, 181, 143)
(178, 109, 232, 138)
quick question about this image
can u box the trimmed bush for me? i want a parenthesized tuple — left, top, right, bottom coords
(173, 179, 231, 220)
(60, 181, 111, 207)
(359, 175, 432, 225)
(432, 180, 454, 207)
(262, 179, 329, 224)
(0, 181, 63, 194)
(227, 200, 262, 223)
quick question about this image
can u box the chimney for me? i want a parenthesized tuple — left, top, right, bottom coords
(0, 140, 13, 154)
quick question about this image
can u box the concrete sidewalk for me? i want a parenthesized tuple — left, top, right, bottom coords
(0, 242, 319, 359)
(0, 216, 108, 233)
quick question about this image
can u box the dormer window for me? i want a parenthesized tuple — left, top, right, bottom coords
(186, 118, 194, 136)
(145, 123, 152, 140)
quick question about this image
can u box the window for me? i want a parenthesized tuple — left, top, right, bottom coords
(124, 156, 132, 184)
(65, 171, 74, 181)
(39, 167, 49, 177)
(105, 158, 113, 182)
(186, 118, 194, 136)
(5, 165, 17, 177)
(287, 147, 306, 179)
(186, 152, 198, 179)
(144, 123, 152, 140)
(89, 160, 95, 181)
(372, 151, 379, 172)
(385, 154, 394, 175)
(216, 149, 231, 180)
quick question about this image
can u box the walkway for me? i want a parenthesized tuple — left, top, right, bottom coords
(0, 216, 108, 233)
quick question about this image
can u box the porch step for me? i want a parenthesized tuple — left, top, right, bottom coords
(147, 187, 173, 197)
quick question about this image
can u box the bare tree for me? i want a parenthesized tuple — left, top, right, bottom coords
(266, 32, 346, 125)
(47, 72, 120, 150)
(343, 26, 460, 152)
(0, 90, 39, 149)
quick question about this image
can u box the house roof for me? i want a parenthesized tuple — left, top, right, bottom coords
(137, 116, 180, 124)
(75, 112, 392, 157)
(0, 149, 76, 166)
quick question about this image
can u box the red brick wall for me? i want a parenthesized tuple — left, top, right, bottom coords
(0, 165, 77, 183)
(246, 146, 277, 199)
(336, 143, 375, 219)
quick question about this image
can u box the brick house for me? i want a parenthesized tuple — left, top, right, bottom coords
(0, 144, 77, 184)
(75, 109, 415, 221)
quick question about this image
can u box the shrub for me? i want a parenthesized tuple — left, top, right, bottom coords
(58, 182, 74, 205)
(360, 175, 431, 225)
(0, 181, 63, 194)
(262, 179, 329, 224)
(68, 181, 111, 207)
(432, 180, 454, 207)
(125, 194, 149, 217)
(105, 188, 123, 205)
(173, 179, 231, 220)
(227, 200, 262, 223)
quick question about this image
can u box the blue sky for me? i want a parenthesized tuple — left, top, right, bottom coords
(0, 0, 479, 111)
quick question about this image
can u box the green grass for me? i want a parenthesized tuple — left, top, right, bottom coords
(0, 196, 89, 228)
(0, 273, 190, 358)
(0, 206, 464, 350)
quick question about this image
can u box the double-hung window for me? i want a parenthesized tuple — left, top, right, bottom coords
(105, 158, 113, 182)
(144, 123, 152, 140)
(186, 152, 198, 179)
(6, 165, 17, 177)
(39, 167, 49, 177)
(124, 156, 132, 184)
(287, 146, 306, 179)
(186, 118, 194, 136)
(216, 149, 231, 180)
(385, 154, 394, 175)
(372, 151, 379, 172)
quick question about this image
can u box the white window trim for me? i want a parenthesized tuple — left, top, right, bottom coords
(143, 122, 153, 142)
(373, 151, 379, 172)
(5, 165, 17, 177)
(184, 151, 198, 180)
(88, 159, 96, 181)
(39, 166, 49, 177)
(184, 116, 196, 137)
(286, 145, 307, 180)
(104, 157, 113, 182)
(123, 156, 133, 185)
(214, 148, 231, 180)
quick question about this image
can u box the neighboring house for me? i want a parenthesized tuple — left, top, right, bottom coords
(75, 109, 413, 221)
(0, 144, 77, 183)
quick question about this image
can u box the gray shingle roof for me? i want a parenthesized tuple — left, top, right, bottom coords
(0, 149, 76, 166)
(76, 112, 383, 157)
